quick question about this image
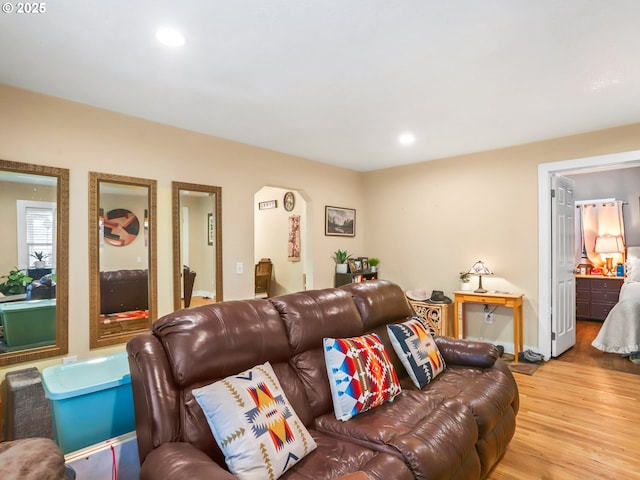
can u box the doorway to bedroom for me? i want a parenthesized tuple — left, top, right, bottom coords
(539, 150, 640, 360)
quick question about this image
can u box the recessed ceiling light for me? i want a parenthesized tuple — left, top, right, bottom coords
(398, 132, 416, 146)
(156, 27, 185, 47)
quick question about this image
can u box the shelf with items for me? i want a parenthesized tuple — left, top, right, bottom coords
(334, 271, 378, 287)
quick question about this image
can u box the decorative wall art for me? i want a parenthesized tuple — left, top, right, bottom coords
(104, 208, 140, 246)
(284, 191, 295, 212)
(288, 215, 301, 262)
(325, 206, 355, 237)
(144, 209, 149, 247)
(258, 200, 278, 210)
(208, 213, 214, 246)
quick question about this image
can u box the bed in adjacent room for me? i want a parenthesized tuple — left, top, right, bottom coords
(592, 246, 640, 357)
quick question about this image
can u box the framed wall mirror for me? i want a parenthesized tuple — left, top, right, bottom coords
(172, 182, 222, 310)
(0, 159, 69, 366)
(89, 172, 157, 348)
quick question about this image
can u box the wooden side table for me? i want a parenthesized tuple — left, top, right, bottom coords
(407, 300, 453, 337)
(453, 291, 524, 363)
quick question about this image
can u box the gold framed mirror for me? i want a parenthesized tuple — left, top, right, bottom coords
(89, 172, 157, 348)
(0, 159, 68, 366)
(172, 182, 222, 310)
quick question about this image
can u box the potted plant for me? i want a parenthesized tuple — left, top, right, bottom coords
(333, 249, 351, 274)
(0, 268, 33, 296)
(30, 251, 49, 269)
(368, 257, 380, 272)
(459, 271, 471, 291)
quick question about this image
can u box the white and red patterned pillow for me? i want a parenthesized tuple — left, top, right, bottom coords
(387, 316, 446, 389)
(192, 362, 316, 480)
(323, 333, 401, 421)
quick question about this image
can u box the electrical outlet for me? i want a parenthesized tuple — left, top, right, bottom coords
(484, 312, 493, 324)
(62, 355, 77, 365)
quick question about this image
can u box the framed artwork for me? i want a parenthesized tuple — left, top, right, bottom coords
(208, 213, 214, 245)
(349, 258, 362, 273)
(359, 257, 369, 271)
(325, 206, 356, 237)
(348, 259, 358, 273)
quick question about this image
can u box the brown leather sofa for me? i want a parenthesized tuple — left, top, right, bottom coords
(127, 280, 518, 480)
(100, 269, 148, 314)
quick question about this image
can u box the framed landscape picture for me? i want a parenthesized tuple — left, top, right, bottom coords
(325, 206, 356, 237)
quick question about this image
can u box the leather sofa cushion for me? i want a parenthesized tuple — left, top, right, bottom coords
(153, 299, 291, 388)
(341, 280, 414, 330)
(315, 394, 480, 479)
(315, 390, 452, 449)
(270, 288, 364, 355)
(411, 364, 518, 437)
(387, 403, 482, 480)
(270, 288, 367, 422)
(281, 431, 413, 480)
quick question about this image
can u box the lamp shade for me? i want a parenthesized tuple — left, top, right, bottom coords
(467, 260, 493, 276)
(594, 235, 624, 254)
(467, 260, 492, 293)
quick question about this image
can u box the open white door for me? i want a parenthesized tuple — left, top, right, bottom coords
(551, 174, 576, 357)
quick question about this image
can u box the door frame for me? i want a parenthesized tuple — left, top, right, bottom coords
(538, 149, 640, 360)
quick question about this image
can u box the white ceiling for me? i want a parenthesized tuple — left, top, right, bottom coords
(2, 1, 640, 172)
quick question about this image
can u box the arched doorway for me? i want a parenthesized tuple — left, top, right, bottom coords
(254, 186, 312, 296)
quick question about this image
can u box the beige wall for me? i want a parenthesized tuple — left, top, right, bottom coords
(0, 84, 364, 376)
(363, 124, 640, 350)
(3, 81, 640, 378)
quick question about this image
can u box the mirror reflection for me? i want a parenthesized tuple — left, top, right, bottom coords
(0, 159, 68, 365)
(89, 173, 157, 348)
(172, 182, 222, 310)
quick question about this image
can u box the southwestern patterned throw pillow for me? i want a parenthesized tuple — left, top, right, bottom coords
(323, 333, 402, 421)
(387, 316, 446, 389)
(192, 361, 316, 480)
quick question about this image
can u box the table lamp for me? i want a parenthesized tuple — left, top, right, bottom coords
(467, 260, 493, 293)
(594, 235, 624, 276)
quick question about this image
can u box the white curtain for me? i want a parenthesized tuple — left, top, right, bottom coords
(578, 200, 625, 267)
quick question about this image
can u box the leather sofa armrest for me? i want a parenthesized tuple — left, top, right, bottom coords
(434, 336, 499, 368)
(140, 443, 235, 480)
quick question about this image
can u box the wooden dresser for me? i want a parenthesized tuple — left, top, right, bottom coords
(575, 275, 624, 321)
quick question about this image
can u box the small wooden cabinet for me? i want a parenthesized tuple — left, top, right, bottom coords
(575, 275, 623, 321)
(334, 271, 378, 287)
(407, 300, 453, 337)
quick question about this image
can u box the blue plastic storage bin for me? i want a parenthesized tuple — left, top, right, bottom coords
(41, 352, 135, 454)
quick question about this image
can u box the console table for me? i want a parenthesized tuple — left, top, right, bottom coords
(453, 291, 524, 363)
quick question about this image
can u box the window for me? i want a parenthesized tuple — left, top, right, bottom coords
(17, 200, 56, 270)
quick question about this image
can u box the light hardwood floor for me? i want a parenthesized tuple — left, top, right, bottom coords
(487, 323, 640, 479)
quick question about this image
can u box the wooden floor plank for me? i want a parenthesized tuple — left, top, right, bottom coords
(487, 322, 640, 479)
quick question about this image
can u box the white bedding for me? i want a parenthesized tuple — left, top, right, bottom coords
(591, 281, 640, 354)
